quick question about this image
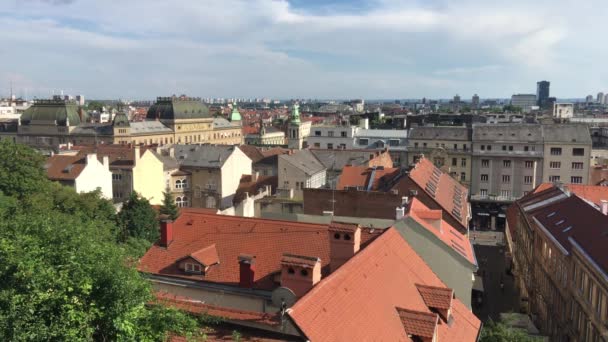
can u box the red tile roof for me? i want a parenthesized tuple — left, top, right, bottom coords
(407, 198, 476, 265)
(238, 145, 264, 163)
(416, 284, 453, 310)
(45, 154, 87, 180)
(70, 144, 151, 169)
(288, 228, 481, 341)
(534, 182, 608, 207)
(402, 157, 469, 229)
(328, 221, 359, 233)
(337, 165, 400, 190)
(396, 307, 438, 339)
(281, 254, 320, 268)
(138, 209, 382, 290)
(188, 244, 220, 266)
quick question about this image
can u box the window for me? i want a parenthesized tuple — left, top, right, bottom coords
(185, 262, 202, 274)
(283, 181, 289, 188)
(573, 148, 585, 156)
(503, 160, 511, 168)
(502, 145, 507, 151)
(339, 144, 346, 149)
(176, 196, 189, 208)
(389, 139, 399, 147)
(453, 144, 458, 150)
(550, 147, 562, 155)
(508, 146, 513, 151)
(549, 175, 561, 182)
(549, 161, 561, 169)
(205, 196, 216, 208)
(524, 176, 533, 184)
(524, 146, 529, 152)
(500, 190, 510, 197)
(487, 145, 492, 151)
(452, 158, 457, 167)
(463, 144, 468, 151)
(460, 172, 466, 181)
(112, 173, 122, 181)
(423, 143, 427, 147)
(314, 131, 321, 136)
(461, 158, 467, 167)
(341, 131, 347, 137)
(482, 160, 490, 168)
(359, 138, 369, 146)
(571, 176, 583, 184)
(327, 143, 333, 150)
(328, 131, 334, 137)
(414, 142, 419, 148)
(525, 161, 533, 168)
(480, 189, 488, 196)
(572, 162, 584, 169)
(502, 175, 511, 183)
(481, 174, 488, 182)
(313, 143, 320, 148)
(481, 145, 485, 150)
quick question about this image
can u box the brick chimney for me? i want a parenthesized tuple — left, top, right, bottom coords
(328, 221, 361, 273)
(238, 254, 256, 288)
(280, 254, 322, 298)
(160, 219, 174, 247)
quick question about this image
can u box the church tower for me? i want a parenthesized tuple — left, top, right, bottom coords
(287, 104, 310, 149)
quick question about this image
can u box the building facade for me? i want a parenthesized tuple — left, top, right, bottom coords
(278, 150, 326, 200)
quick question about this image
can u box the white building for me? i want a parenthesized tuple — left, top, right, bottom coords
(45, 153, 113, 199)
(511, 94, 537, 113)
(553, 103, 574, 119)
(597, 92, 605, 104)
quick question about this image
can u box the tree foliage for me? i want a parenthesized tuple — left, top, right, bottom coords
(0, 142, 201, 341)
(117, 192, 159, 243)
(159, 190, 180, 221)
(480, 321, 543, 342)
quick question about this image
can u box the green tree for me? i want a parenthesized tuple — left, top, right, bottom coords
(117, 192, 159, 243)
(480, 321, 543, 342)
(86, 100, 105, 112)
(0, 139, 49, 198)
(159, 189, 180, 221)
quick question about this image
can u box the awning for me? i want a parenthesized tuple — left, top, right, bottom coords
(473, 276, 484, 292)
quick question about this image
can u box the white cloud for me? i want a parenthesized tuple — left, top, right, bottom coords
(0, 0, 605, 98)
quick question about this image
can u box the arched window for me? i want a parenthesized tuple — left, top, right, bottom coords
(176, 196, 189, 208)
(175, 179, 182, 189)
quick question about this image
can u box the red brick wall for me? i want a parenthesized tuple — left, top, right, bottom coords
(303, 188, 403, 220)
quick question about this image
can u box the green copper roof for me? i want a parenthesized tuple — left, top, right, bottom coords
(21, 100, 81, 126)
(229, 104, 242, 122)
(146, 96, 210, 121)
(290, 104, 301, 124)
(112, 112, 130, 127)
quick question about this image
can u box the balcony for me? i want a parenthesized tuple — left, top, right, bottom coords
(408, 146, 470, 154)
(473, 150, 543, 158)
(471, 194, 521, 203)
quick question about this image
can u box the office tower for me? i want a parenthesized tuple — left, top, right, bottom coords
(536, 80, 550, 108)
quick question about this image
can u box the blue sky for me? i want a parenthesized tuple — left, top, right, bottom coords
(0, 0, 606, 100)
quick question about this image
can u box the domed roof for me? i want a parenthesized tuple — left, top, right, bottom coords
(229, 103, 242, 122)
(146, 96, 210, 121)
(21, 99, 81, 126)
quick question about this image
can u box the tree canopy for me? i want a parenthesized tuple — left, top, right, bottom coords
(480, 321, 544, 342)
(159, 190, 180, 221)
(117, 192, 160, 243)
(0, 141, 202, 341)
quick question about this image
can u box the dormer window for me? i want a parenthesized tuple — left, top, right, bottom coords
(185, 262, 202, 274)
(300, 269, 309, 277)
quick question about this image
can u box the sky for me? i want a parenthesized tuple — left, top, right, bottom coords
(1, 0, 607, 100)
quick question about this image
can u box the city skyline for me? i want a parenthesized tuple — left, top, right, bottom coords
(1, 0, 607, 99)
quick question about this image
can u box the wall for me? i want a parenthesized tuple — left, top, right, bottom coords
(303, 188, 402, 219)
(541, 143, 590, 185)
(278, 156, 309, 200)
(220, 148, 252, 208)
(132, 150, 165, 205)
(74, 154, 113, 199)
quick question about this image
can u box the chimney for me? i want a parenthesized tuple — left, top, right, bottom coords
(396, 207, 406, 220)
(601, 200, 608, 215)
(359, 118, 369, 129)
(102, 156, 109, 169)
(280, 254, 322, 298)
(169, 147, 175, 158)
(160, 219, 174, 247)
(328, 221, 361, 273)
(238, 254, 256, 288)
(252, 171, 259, 182)
(86, 153, 97, 165)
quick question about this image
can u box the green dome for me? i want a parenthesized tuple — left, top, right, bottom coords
(229, 104, 242, 122)
(146, 96, 210, 121)
(21, 99, 81, 126)
(290, 104, 301, 124)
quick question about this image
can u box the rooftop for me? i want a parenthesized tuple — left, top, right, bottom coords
(337, 165, 400, 191)
(534, 183, 608, 207)
(288, 227, 481, 341)
(146, 95, 210, 121)
(409, 126, 471, 141)
(279, 150, 325, 176)
(173, 144, 242, 168)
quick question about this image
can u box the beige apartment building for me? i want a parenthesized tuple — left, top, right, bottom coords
(541, 125, 591, 185)
(408, 126, 472, 186)
(1, 96, 242, 150)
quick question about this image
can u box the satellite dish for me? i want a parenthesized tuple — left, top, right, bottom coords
(271, 287, 297, 308)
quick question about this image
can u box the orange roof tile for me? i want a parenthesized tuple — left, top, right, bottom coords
(45, 154, 87, 180)
(328, 221, 359, 233)
(534, 182, 608, 207)
(288, 228, 481, 341)
(138, 209, 381, 290)
(408, 198, 476, 265)
(281, 254, 320, 268)
(337, 165, 400, 190)
(189, 244, 220, 266)
(416, 284, 453, 310)
(403, 157, 469, 229)
(396, 307, 438, 338)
